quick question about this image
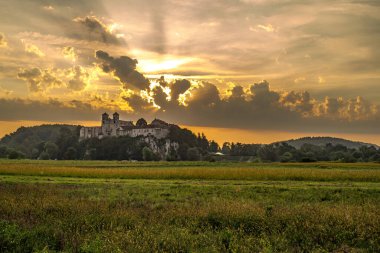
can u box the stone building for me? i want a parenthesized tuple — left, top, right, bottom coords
(79, 112, 170, 140)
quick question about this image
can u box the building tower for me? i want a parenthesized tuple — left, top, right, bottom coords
(102, 112, 109, 125)
(113, 112, 120, 127)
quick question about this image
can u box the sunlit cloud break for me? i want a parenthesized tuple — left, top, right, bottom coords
(0, 0, 379, 142)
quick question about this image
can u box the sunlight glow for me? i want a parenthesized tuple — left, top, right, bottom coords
(138, 58, 194, 73)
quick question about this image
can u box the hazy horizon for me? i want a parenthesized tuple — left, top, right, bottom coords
(1, 119, 380, 146)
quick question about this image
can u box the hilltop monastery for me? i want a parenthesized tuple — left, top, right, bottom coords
(80, 112, 170, 140)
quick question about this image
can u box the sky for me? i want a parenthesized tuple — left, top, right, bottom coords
(0, 0, 379, 144)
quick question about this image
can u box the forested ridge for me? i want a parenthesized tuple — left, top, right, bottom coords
(1, 125, 380, 162)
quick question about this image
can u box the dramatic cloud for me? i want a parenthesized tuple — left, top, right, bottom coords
(250, 81, 280, 107)
(317, 96, 378, 121)
(17, 66, 93, 92)
(17, 68, 62, 92)
(95, 50, 150, 90)
(67, 66, 90, 91)
(0, 0, 379, 141)
(229, 85, 245, 100)
(170, 79, 191, 101)
(121, 78, 380, 134)
(124, 93, 156, 113)
(281, 91, 313, 116)
(73, 16, 125, 45)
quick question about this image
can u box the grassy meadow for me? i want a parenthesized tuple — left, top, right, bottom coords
(0, 160, 380, 252)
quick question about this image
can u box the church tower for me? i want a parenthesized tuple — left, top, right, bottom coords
(113, 112, 120, 127)
(102, 112, 109, 125)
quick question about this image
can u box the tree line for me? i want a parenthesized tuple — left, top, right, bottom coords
(220, 142, 380, 163)
(0, 125, 217, 161)
(1, 125, 379, 162)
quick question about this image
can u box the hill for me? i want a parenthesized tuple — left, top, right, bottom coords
(280, 137, 379, 149)
(0, 123, 212, 160)
(0, 124, 80, 158)
(1, 125, 379, 162)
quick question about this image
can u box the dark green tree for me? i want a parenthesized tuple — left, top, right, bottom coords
(187, 147, 200, 161)
(0, 146, 7, 158)
(64, 147, 77, 160)
(44, 142, 59, 160)
(38, 151, 50, 160)
(209, 141, 220, 153)
(178, 143, 189, 160)
(221, 142, 231, 155)
(258, 145, 278, 162)
(142, 147, 155, 161)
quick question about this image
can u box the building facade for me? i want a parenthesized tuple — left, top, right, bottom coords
(79, 112, 170, 140)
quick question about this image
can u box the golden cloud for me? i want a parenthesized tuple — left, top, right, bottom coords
(24, 42, 45, 57)
(62, 47, 77, 62)
(0, 33, 7, 47)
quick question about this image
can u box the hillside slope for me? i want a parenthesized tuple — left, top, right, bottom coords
(281, 137, 379, 149)
(0, 124, 80, 158)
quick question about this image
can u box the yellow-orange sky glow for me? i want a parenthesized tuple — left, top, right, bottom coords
(0, 0, 379, 144)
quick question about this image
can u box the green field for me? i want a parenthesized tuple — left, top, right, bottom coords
(1, 160, 380, 252)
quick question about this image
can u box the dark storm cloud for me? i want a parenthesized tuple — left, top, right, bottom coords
(152, 85, 169, 109)
(229, 85, 245, 100)
(250, 80, 280, 107)
(170, 79, 191, 101)
(122, 78, 380, 134)
(73, 16, 125, 45)
(95, 50, 150, 90)
(121, 93, 156, 113)
(0, 0, 108, 39)
(281, 91, 313, 114)
(0, 78, 379, 135)
(189, 82, 221, 107)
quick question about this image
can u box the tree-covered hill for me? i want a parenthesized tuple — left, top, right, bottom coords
(1, 124, 379, 162)
(281, 137, 379, 149)
(0, 124, 215, 161)
(0, 125, 80, 159)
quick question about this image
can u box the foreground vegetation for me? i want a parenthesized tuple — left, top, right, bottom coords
(1, 160, 380, 182)
(0, 161, 379, 252)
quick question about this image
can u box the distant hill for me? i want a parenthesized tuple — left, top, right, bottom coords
(278, 137, 379, 149)
(0, 124, 80, 158)
(0, 123, 208, 160)
(1, 124, 379, 162)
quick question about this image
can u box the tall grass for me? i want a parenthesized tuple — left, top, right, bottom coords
(0, 182, 379, 252)
(1, 160, 379, 252)
(1, 163, 380, 181)
(1, 159, 380, 170)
